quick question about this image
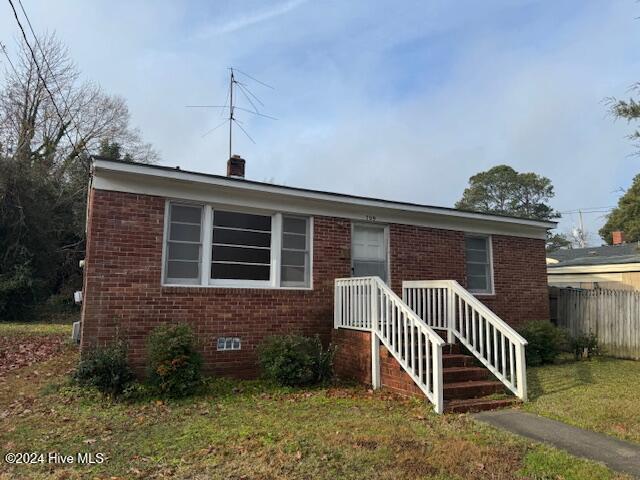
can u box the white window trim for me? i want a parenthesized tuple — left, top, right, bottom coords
(281, 214, 312, 288)
(162, 200, 313, 290)
(163, 201, 204, 286)
(465, 234, 495, 296)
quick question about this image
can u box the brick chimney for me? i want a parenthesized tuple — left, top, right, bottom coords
(612, 230, 625, 245)
(227, 155, 245, 179)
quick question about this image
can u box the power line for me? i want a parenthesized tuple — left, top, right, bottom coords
(6, 0, 89, 159)
(16, 0, 89, 154)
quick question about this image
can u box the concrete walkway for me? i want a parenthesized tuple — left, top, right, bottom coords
(473, 410, 640, 478)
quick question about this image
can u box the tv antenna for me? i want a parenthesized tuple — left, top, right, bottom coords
(186, 67, 276, 159)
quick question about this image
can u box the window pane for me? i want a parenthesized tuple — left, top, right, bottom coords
(170, 223, 201, 242)
(467, 249, 487, 263)
(465, 237, 487, 251)
(213, 211, 271, 231)
(283, 233, 306, 250)
(167, 261, 199, 279)
(468, 275, 488, 291)
(353, 260, 386, 278)
(213, 228, 271, 247)
(171, 204, 201, 223)
(282, 250, 306, 267)
(283, 217, 307, 234)
(212, 245, 270, 264)
(282, 266, 306, 283)
(168, 243, 200, 261)
(468, 263, 487, 277)
(211, 262, 270, 280)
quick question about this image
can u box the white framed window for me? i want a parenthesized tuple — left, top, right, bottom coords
(465, 234, 494, 294)
(164, 203, 203, 285)
(217, 337, 241, 351)
(281, 216, 311, 287)
(163, 201, 312, 289)
(210, 210, 272, 285)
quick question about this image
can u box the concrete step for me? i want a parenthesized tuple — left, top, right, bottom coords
(444, 397, 519, 414)
(443, 380, 506, 400)
(443, 366, 489, 383)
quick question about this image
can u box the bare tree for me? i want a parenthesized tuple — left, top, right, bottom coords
(0, 33, 158, 320)
(0, 33, 158, 170)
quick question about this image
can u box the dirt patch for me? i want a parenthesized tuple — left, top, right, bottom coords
(0, 334, 68, 376)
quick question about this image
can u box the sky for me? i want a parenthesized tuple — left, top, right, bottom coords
(1, 0, 639, 245)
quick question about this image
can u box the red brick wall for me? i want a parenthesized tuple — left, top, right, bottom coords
(481, 235, 550, 325)
(389, 224, 549, 326)
(81, 188, 548, 378)
(332, 329, 371, 384)
(80, 189, 351, 377)
(332, 329, 424, 398)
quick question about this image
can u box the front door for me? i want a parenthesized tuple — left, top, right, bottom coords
(352, 224, 388, 282)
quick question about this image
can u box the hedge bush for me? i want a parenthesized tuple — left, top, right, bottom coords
(146, 324, 202, 397)
(569, 331, 601, 360)
(73, 340, 135, 397)
(258, 335, 336, 387)
(518, 320, 567, 366)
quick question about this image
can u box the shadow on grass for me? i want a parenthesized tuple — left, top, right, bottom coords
(527, 360, 594, 401)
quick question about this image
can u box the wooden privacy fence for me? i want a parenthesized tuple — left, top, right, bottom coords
(555, 288, 640, 360)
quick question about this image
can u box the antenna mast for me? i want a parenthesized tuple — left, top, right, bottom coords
(185, 67, 275, 161)
(228, 68, 234, 159)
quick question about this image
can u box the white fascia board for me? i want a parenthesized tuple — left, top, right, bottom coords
(548, 263, 640, 274)
(548, 272, 622, 283)
(92, 160, 554, 239)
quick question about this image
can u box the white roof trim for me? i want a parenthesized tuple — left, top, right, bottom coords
(548, 263, 640, 274)
(91, 158, 556, 239)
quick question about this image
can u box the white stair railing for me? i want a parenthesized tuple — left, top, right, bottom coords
(335, 277, 445, 413)
(403, 280, 528, 401)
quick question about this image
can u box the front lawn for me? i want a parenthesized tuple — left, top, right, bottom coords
(525, 356, 640, 444)
(0, 324, 631, 479)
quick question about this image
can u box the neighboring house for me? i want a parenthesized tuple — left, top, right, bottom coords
(81, 155, 554, 413)
(547, 236, 640, 290)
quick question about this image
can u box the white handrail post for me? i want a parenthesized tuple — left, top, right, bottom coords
(334, 280, 339, 329)
(433, 343, 444, 414)
(371, 332, 381, 389)
(371, 280, 381, 389)
(446, 286, 454, 344)
(516, 344, 528, 401)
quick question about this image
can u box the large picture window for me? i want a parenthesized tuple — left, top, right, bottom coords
(465, 235, 493, 294)
(165, 203, 203, 284)
(211, 210, 272, 281)
(163, 201, 312, 288)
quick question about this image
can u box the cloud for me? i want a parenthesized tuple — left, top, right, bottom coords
(1, 0, 637, 246)
(195, 0, 309, 37)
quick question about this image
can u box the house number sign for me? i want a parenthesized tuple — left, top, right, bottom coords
(365, 215, 377, 222)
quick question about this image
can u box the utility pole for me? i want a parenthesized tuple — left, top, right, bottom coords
(578, 210, 586, 248)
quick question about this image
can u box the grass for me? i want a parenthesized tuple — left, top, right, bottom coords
(0, 324, 631, 479)
(0, 322, 71, 337)
(525, 355, 640, 444)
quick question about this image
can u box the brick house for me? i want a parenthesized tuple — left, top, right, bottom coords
(81, 156, 554, 413)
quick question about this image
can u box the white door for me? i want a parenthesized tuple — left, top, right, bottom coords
(352, 224, 387, 282)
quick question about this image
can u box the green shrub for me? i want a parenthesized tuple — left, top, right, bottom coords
(257, 335, 336, 386)
(146, 324, 202, 397)
(518, 321, 567, 366)
(569, 331, 601, 360)
(73, 340, 135, 397)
